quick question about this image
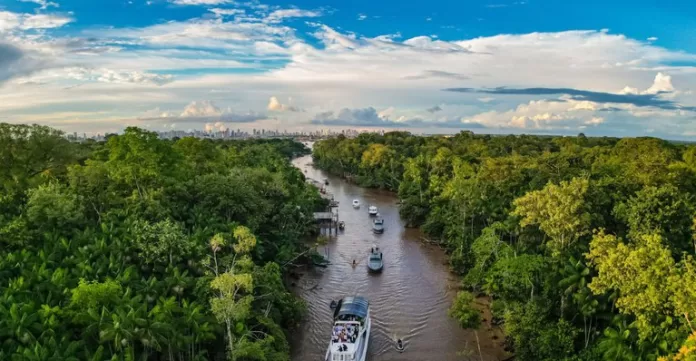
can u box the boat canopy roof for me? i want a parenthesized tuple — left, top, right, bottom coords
(336, 297, 369, 319)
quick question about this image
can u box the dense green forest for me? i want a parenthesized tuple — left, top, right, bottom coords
(313, 131, 696, 361)
(0, 123, 325, 361)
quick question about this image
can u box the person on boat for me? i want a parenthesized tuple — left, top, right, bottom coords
(352, 259, 356, 266)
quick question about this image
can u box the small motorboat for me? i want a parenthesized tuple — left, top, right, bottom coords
(338, 221, 345, 230)
(324, 178, 329, 185)
(367, 246, 383, 273)
(352, 199, 360, 208)
(372, 219, 384, 234)
(368, 206, 378, 216)
(330, 300, 338, 309)
(395, 339, 405, 352)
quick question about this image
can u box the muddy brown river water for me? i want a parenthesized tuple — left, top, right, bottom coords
(291, 154, 506, 361)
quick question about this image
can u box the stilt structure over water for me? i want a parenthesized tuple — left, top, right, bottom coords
(314, 194, 340, 235)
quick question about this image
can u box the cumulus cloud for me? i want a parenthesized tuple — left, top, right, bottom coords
(267, 96, 301, 112)
(205, 121, 228, 132)
(462, 98, 611, 129)
(181, 100, 222, 117)
(140, 101, 267, 123)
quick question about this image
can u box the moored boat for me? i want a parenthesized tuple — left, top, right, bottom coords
(352, 199, 360, 208)
(368, 206, 378, 216)
(367, 246, 383, 272)
(325, 296, 371, 361)
(372, 218, 384, 233)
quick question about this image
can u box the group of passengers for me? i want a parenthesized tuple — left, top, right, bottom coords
(331, 323, 359, 344)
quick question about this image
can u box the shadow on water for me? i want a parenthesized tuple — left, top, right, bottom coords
(290, 154, 507, 361)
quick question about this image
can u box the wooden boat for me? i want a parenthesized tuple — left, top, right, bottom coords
(367, 247, 383, 273)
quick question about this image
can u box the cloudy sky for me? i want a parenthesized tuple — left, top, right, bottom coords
(2, 0, 696, 138)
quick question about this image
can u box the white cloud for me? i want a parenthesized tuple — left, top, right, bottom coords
(267, 96, 301, 112)
(478, 97, 495, 103)
(644, 72, 675, 94)
(585, 116, 604, 125)
(265, 9, 322, 23)
(647, 37, 658, 42)
(181, 100, 222, 117)
(0, 11, 73, 32)
(358, 14, 367, 21)
(619, 72, 675, 95)
(205, 121, 227, 132)
(170, 0, 235, 5)
(209, 8, 245, 17)
(136, 101, 268, 124)
(62, 67, 174, 85)
(19, 0, 59, 10)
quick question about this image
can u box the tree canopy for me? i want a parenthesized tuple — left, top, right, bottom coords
(314, 131, 696, 360)
(0, 124, 320, 361)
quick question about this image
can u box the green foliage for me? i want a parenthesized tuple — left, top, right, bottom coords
(513, 177, 591, 255)
(25, 181, 84, 231)
(313, 132, 696, 360)
(70, 279, 122, 309)
(448, 291, 481, 329)
(505, 301, 579, 361)
(0, 124, 317, 361)
(130, 218, 194, 266)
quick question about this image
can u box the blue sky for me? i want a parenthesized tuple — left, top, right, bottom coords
(2, 0, 696, 138)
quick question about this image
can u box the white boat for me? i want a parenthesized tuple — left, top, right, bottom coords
(352, 199, 360, 208)
(368, 206, 378, 216)
(325, 296, 371, 361)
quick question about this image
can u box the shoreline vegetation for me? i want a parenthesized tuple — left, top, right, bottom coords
(312, 131, 696, 361)
(0, 124, 326, 360)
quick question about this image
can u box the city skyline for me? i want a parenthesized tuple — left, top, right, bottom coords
(2, 0, 696, 139)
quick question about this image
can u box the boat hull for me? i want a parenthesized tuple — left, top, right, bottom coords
(372, 227, 384, 234)
(367, 262, 383, 272)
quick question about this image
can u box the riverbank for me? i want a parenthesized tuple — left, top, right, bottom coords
(290, 154, 509, 361)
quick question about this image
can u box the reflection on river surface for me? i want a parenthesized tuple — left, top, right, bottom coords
(291, 154, 506, 361)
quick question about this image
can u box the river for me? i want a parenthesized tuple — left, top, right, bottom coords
(290, 154, 507, 361)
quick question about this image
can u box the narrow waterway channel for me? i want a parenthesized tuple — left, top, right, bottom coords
(290, 154, 507, 361)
